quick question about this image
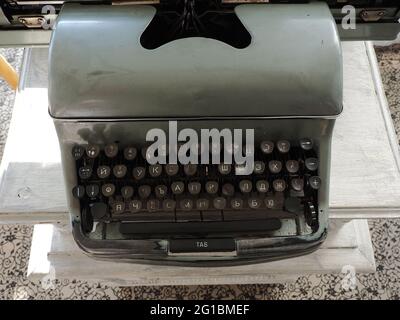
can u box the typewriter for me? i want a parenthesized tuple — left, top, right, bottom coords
(0, 1, 399, 265)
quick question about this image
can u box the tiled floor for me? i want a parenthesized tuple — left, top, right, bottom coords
(0, 46, 399, 299)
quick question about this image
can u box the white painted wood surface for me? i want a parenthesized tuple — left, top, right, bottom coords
(0, 42, 399, 221)
(27, 220, 375, 286)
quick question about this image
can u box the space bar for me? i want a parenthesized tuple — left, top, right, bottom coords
(119, 219, 281, 235)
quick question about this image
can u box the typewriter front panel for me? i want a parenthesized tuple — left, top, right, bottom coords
(54, 118, 334, 264)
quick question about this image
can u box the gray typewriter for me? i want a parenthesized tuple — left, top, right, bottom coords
(1, 1, 399, 265)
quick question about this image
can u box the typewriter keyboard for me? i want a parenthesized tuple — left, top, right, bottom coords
(72, 139, 321, 238)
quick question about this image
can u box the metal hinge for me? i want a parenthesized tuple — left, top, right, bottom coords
(18, 16, 46, 28)
(360, 9, 386, 22)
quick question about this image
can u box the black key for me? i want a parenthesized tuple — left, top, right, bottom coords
(147, 199, 160, 212)
(230, 198, 243, 210)
(179, 198, 194, 211)
(155, 185, 168, 198)
(121, 186, 134, 199)
(162, 199, 176, 211)
(196, 198, 210, 210)
(205, 181, 219, 194)
(149, 164, 162, 178)
(169, 238, 235, 253)
(256, 180, 269, 193)
(260, 141, 274, 154)
(286, 160, 299, 173)
(239, 180, 252, 193)
(273, 179, 286, 192)
(213, 197, 227, 210)
(309, 176, 322, 190)
(86, 144, 100, 158)
(183, 164, 197, 176)
(90, 202, 108, 219)
(291, 178, 304, 192)
(78, 166, 92, 179)
(165, 164, 179, 176)
(171, 181, 185, 195)
(176, 211, 201, 222)
(72, 145, 85, 160)
(72, 185, 85, 199)
(113, 164, 127, 178)
(120, 219, 282, 235)
(299, 138, 314, 151)
(104, 143, 118, 158)
(285, 197, 302, 214)
(202, 211, 223, 221)
(97, 165, 111, 179)
(222, 183, 235, 197)
(253, 161, 265, 174)
(248, 197, 262, 209)
(102, 183, 115, 197)
(188, 182, 201, 195)
(123, 146, 137, 161)
(138, 185, 151, 199)
(111, 201, 125, 214)
(132, 166, 146, 180)
(128, 199, 142, 213)
(86, 184, 99, 198)
(218, 164, 231, 175)
(305, 158, 318, 171)
(277, 140, 290, 153)
(268, 160, 282, 174)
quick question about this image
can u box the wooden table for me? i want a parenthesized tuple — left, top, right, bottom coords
(1, 41, 399, 285)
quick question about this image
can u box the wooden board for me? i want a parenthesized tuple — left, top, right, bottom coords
(0, 42, 399, 221)
(26, 220, 375, 286)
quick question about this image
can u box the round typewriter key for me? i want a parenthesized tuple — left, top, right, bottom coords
(309, 176, 322, 190)
(132, 166, 146, 180)
(305, 158, 319, 171)
(121, 186, 134, 199)
(180, 198, 194, 211)
(248, 198, 262, 209)
(230, 198, 243, 210)
(72, 185, 85, 199)
(111, 201, 125, 214)
(141, 146, 149, 161)
(256, 180, 269, 193)
(149, 164, 162, 177)
(291, 178, 304, 192)
(265, 197, 276, 209)
(86, 184, 99, 198)
(183, 164, 197, 176)
(123, 146, 137, 161)
(78, 166, 92, 179)
(90, 202, 108, 220)
(268, 160, 282, 174)
(273, 179, 286, 192)
(222, 183, 235, 197)
(129, 200, 142, 213)
(165, 164, 179, 176)
(253, 161, 265, 174)
(299, 138, 314, 151)
(104, 143, 118, 158)
(188, 182, 201, 195)
(260, 141, 274, 154)
(286, 160, 299, 173)
(218, 163, 231, 175)
(147, 199, 160, 212)
(72, 145, 85, 160)
(213, 197, 226, 210)
(196, 198, 209, 210)
(277, 140, 290, 153)
(205, 181, 219, 194)
(113, 164, 127, 178)
(138, 185, 151, 199)
(97, 165, 111, 179)
(239, 180, 252, 193)
(86, 144, 100, 158)
(102, 183, 115, 197)
(171, 181, 184, 195)
(155, 185, 168, 198)
(163, 199, 176, 211)
(285, 197, 302, 214)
